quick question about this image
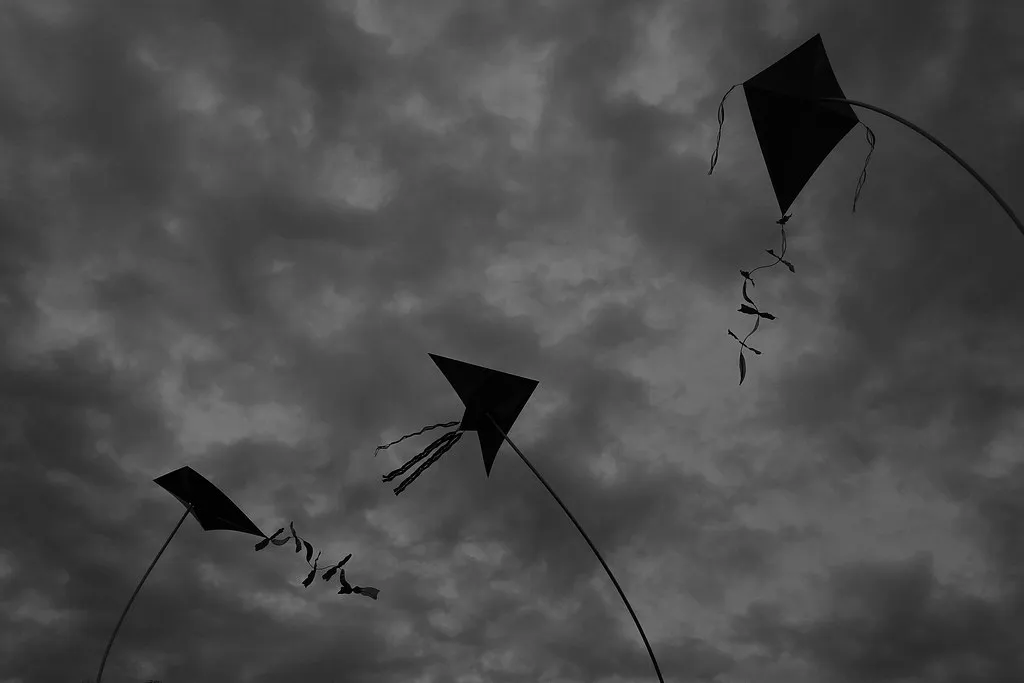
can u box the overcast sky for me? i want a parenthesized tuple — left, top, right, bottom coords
(3, 1, 1024, 682)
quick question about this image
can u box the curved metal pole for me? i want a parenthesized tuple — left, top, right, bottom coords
(820, 97, 1024, 240)
(485, 413, 665, 683)
(96, 505, 192, 683)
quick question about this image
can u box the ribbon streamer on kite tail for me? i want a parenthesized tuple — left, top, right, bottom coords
(376, 421, 465, 496)
(728, 215, 796, 384)
(375, 354, 666, 683)
(255, 522, 380, 599)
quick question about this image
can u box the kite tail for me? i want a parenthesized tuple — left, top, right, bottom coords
(374, 420, 461, 456)
(852, 123, 876, 213)
(728, 217, 796, 384)
(707, 84, 739, 175)
(391, 430, 464, 496)
(381, 427, 460, 482)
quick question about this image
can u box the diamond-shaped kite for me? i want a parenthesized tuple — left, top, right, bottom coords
(374, 353, 666, 683)
(98, 467, 379, 682)
(708, 34, 875, 386)
(709, 33, 1021, 386)
(708, 34, 873, 216)
(741, 33, 862, 217)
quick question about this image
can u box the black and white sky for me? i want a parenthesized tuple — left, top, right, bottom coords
(3, 1, 1024, 682)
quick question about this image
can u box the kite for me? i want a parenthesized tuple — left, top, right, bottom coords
(708, 33, 1022, 385)
(708, 34, 872, 216)
(96, 467, 264, 683)
(153, 465, 266, 536)
(96, 466, 377, 683)
(374, 353, 666, 683)
(373, 353, 538, 492)
(708, 34, 875, 385)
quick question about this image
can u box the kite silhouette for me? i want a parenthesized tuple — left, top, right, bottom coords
(709, 33, 1023, 385)
(96, 467, 377, 683)
(95, 466, 265, 683)
(374, 353, 666, 683)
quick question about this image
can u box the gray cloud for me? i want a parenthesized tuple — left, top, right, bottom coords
(3, 1, 1023, 682)
(735, 552, 1024, 682)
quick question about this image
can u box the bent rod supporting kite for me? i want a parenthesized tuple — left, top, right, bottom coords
(485, 413, 666, 683)
(820, 97, 1024, 240)
(96, 504, 193, 683)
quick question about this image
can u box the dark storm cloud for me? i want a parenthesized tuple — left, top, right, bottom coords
(539, 1, 789, 290)
(958, 463, 1024, 596)
(0, 342, 177, 678)
(1, 3, 185, 209)
(734, 552, 1024, 682)
(5, 0, 1024, 682)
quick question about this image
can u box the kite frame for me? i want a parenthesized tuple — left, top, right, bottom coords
(820, 97, 1024, 240)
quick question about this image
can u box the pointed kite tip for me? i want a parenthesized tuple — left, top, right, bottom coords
(428, 353, 537, 475)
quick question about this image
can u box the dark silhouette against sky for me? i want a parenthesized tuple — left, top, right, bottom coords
(3, 1, 1024, 682)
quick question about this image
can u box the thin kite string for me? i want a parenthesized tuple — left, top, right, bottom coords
(374, 420, 461, 456)
(96, 505, 193, 683)
(826, 96, 1023, 240)
(485, 414, 666, 683)
(852, 123, 876, 213)
(708, 84, 739, 176)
